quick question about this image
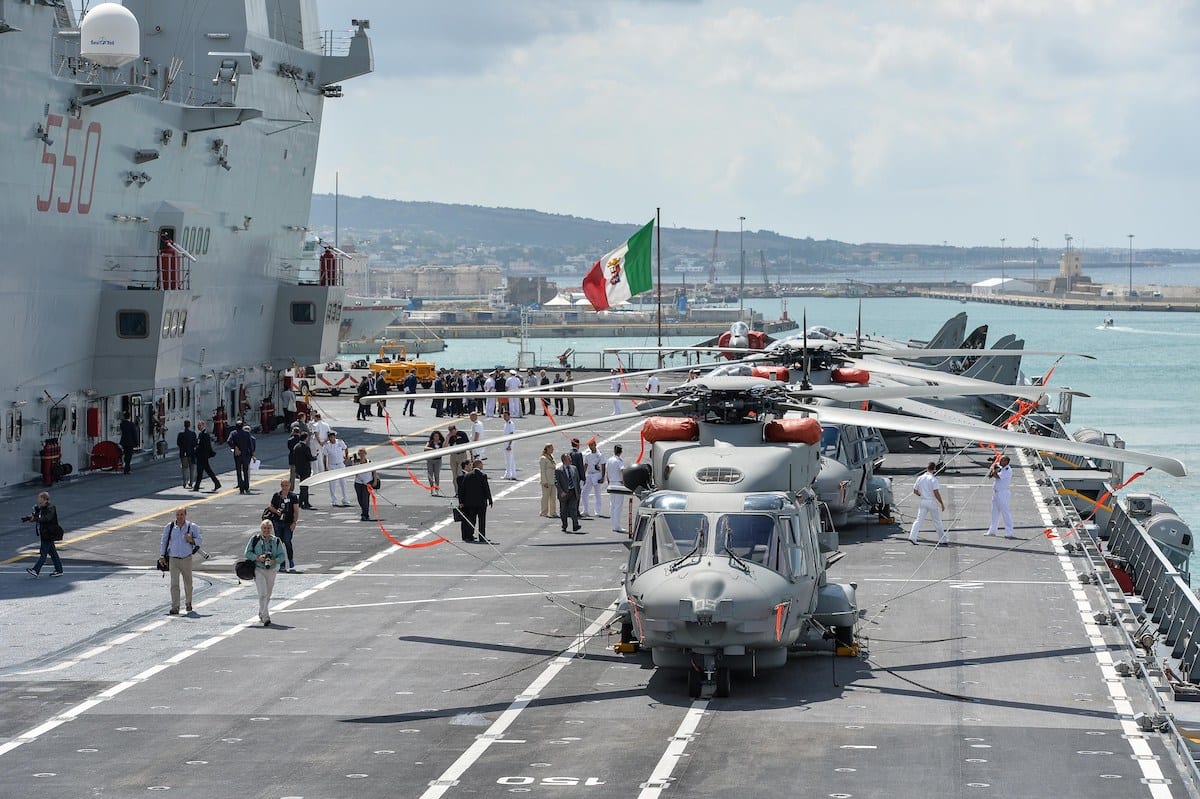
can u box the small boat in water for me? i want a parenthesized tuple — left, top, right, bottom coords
(1103, 315, 1115, 327)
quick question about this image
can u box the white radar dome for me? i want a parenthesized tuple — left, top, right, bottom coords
(80, 3, 140, 67)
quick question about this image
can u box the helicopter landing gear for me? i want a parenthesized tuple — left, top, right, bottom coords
(714, 666, 732, 698)
(687, 654, 731, 699)
(613, 619, 640, 654)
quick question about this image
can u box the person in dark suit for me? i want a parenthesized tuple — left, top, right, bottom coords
(176, 420, 197, 488)
(402, 372, 418, 416)
(227, 419, 256, 494)
(457, 458, 493, 543)
(119, 412, 138, 473)
(290, 431, 318, 509)
(191, 420, 221, 491)
(555, 453, 582, 533)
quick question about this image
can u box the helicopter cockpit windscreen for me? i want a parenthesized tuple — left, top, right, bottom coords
(715, 513, 786, 572)
(819, 425, 841, 459)
(651, 513, 708, 565)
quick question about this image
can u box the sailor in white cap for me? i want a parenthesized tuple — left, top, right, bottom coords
(610, 369, 623, 415)
(504, 369, 522, 417)
(321, 430, 350, 506)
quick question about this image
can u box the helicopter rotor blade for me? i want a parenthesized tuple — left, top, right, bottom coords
(808, 404, 1187, 477)
(300, 401, 697, 488)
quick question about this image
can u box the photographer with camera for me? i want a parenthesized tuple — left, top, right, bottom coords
(159, 507, 202, 615)
(23, 491, 64, 578)
(244, 518, 286, 626)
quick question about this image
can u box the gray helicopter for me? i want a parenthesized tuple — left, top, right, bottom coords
(307, 363, 1185, 699)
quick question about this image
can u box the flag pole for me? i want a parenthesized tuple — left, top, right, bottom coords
(656, 207, 663, 369)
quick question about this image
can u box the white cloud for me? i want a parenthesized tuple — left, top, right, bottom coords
(315, 0, 1200, 247)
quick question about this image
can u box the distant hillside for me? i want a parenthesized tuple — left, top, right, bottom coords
(310, 194, 649, 249)
(309, 194, 1199, 265)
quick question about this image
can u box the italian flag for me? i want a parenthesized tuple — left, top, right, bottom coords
(582, 219, 654, 311)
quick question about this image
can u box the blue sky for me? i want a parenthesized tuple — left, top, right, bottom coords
(313, 1, 1200, 249)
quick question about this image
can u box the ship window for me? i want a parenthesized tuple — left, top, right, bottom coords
(5, 411, 12, 442)
(118, 310, 149, 338)
(161, 312, 171, 338)
(182, 227, 191, 251)
(178, 310, 187, 336)
(202, 227, 210, 254)
(291, 302, 316, 324)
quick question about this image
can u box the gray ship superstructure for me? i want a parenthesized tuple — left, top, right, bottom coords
(0, 1, 371, 486)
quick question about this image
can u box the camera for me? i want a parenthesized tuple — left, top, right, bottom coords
(21, 515, 32, 522)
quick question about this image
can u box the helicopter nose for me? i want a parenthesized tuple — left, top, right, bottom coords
(688, 573, 727, 607)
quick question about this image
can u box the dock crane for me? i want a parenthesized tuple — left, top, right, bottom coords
(760, 249, 769, 288)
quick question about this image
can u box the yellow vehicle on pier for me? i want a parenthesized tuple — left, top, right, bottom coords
(368, 343, 437, 389)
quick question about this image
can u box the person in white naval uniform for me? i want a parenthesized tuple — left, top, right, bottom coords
(501, 410, 517, 479)
(582, 439, 605, 517)
(605, 444, 626, 532)
(908, 461, 947, 545)
(985, 454, 1015, 538)
(505, 371, 523, 417)
(609, 369, 623, 415)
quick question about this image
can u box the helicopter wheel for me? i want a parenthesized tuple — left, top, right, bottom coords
(619, 621, 634, 644)
(687, 667, 702, 698)
(714, 667, 732, 698)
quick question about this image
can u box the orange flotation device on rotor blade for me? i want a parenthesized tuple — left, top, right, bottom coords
(641, 417, 699, 443)
(764, 417, 822, 445)
(751, 365, 789, 382)
(831, 367, 870, 384)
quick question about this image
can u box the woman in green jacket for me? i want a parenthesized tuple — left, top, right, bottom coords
(245, 519, 286, 626)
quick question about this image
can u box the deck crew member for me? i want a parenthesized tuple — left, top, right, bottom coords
(985, 454, 1015, 539)
(908, 461, 947, 545)
(605, 444, 626, 532)
(322, 430, 350, 506)
(582, 439, 605, 517)
(609, 369, 623, 415)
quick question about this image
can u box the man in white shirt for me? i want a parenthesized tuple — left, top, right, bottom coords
(644, 374, 660, 394)
(908, 461, 947, 545)
(505, 370, 523, 417)
(985, 454, 1015, 539)
(483, 372, 497, 417)
(322, 430, 350, 506)
(609, 369, 622, 415)
(309, 412, 329, 477)
(582, 439, 605, 517)
(470, 410, 486, 461)
(501, 410, 517, 479)
(605, 444, 626, 532)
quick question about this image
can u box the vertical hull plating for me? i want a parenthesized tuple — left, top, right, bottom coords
(0, 1, 371, 486)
